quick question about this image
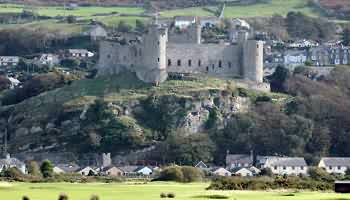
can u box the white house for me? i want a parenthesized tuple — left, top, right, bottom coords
(53, 164, 80, 174)
(136, 166, 153, 175)
(260, 156, 308, 176)
(233, 168, 253, 177)
(0, 154, 26, 174)
(0, 56, 19, 67)
(249, 166, 261, 175)
(318, 157, 350, 175)
(67, 49, 94, 58)
(77, 166, 97, 176)
(37, 54, 60, 66)
(211, 167, 232, 177)
(195, 161, 208, 169)
(174, 16, 196, 29)
(288, 39, 319, 48)
(284, 50, 307, 67)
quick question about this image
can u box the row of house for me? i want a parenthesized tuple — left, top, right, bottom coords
(0, 49, 95, 67)
(53, 164, 155, 177)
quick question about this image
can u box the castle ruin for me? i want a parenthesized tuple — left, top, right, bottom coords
(97, 18, 264, 85)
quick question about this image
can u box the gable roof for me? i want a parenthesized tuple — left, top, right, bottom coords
(55, 164, 80, 173)
(321, 157, 350, 167)
(233, 167, 253, 174)
(226, 154, 253, 165)
(0, 157, 25, 167)
(265, 157, 307, 167)
(195, 161, 208, 168)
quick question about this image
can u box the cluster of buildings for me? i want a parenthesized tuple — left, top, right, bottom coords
(2, 152, 350, 178)
(192, 153, 350, 177)
(264, 38, 350, 77)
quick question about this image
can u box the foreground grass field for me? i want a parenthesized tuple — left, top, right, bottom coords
(0, 182, 349, 200)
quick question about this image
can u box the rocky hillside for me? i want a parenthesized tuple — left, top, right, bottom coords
(0, 72, 279, 164)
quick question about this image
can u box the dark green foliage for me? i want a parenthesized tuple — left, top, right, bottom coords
(117, 20, 132, 33)
(286, 12, 336, 40)
(22, 196, 30, 200)
(157, 166, 184, 182)
(90, 195, 99, 200)
(208, 176, 333, 191)
(308, 167, 334, 182)
(2, 167, 25, 181)
(0, 75, 11, 91)
(160, 193, 167, 198)
(40, 160, 54, 178)
(157, 166, 203, 183)
(58, 193, 68, 200)
(136, 95, 189, 140)
(260, 168, 273, 177)
(267, 65, 290, 93)
(342, 28, 350, 46)
(66, 15, 77, 24)
(205, 107, 219, 129)
(154, 133, 215, 165)
(135, 19, 146, 33)
(167, 193, 176, 198)
(60, 58, 80, 68)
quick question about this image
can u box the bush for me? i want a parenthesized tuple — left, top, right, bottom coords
(58, 193, 68, 200)
(308, 167, 334, 182)
(156, 166, 204, 183)
(22, 196, 30, 200)
(181, 166, 204, 182)
(160, 193, 167, 198)
(40, 160, 54, 178)
(167, 193, 176, 198)
(90, 195, 99, 200)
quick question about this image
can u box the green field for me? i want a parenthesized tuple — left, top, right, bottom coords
(160, 0, 319, 18)
(0, 182, 349, 200)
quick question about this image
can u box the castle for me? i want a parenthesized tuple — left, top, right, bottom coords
(97, 18, 264, 85)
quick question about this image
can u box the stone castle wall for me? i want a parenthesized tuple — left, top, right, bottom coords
(166, 43, 242, 78)
(97, 25, 263, 84)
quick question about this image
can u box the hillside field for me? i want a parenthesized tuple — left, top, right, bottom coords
(0, 182, 349, 200)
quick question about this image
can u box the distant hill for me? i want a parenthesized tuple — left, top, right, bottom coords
(317, 0, 350, 19)
(0, 0, 144, 6)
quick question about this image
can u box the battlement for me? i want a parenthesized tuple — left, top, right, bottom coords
(97, 21, 264, 86)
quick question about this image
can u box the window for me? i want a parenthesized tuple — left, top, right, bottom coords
(212, 64, 215, 70)
(188, 60, 192, 67)
(177, 60, 181, 66)
(257, 44, 259, 48)
(157, 57, 160, 62)
(274, 166, 277, 170)
(338, 166, 341, 170)
(292, 166, 295, 170)
(329, 166, 332, 170)
(198, 60, 201, 66)
(301, 166, 304, 170)
(218, 60, 222, 68)
(283, 166, 286, 170)
(228, 62, 232, 68)
(168, 59, 172, 66)
(107, 54, 111, 59)
(206, 66, 209, 72)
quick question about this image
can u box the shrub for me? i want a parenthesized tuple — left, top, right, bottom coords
(181, 166, 204, 182)
(90, 195, 99, 200)
(308, 167, 334, 182)
(157, 166, 184, 182)
(58, 193, 68, 200)
(22, 196, 30, 200)
(160, 193, 167, 198)
(167, 193, 176, 198)
(40, 160, 54, 178)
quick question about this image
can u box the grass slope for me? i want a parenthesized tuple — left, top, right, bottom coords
(160, 0, 319, 18)
(0, 182, 349, 200)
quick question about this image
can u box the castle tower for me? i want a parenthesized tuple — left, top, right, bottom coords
(242, 40, 264, 83)
(137, 24, 168, 84)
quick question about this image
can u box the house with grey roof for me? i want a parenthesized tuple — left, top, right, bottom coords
(119, 165, 153, 176)
(174, 16, 196, 29)
(195, 161, 208, 169)
(53, 163, 80, 174)
(283, 50, 307, 67)
(67, 49, 94, 58)
(226, 153, 253, 170)
(260, 156, 308, 175)
(318, 157, 350, 175)
(0, 154, 26, 174)
(0, 56, 19, 67)
(211, 167, 232, 177)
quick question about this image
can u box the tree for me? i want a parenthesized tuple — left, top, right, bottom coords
(157, 166, 184, 182)
(0, 75, 11, 91)
(27, 160, 42, 177)
(135, 20, 146, 33)
(117, 21, 132, 33)
(40, 160, 54, 178)
(67, 15, 77, 24)
(260, 168, 273, 176)
(342, 28, 350, 46)
(267, 66, 290, 93)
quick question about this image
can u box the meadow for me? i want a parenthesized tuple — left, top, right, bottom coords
(0, 182, 349, 200)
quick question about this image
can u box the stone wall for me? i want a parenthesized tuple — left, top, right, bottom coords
(166, 43, 242, 78)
